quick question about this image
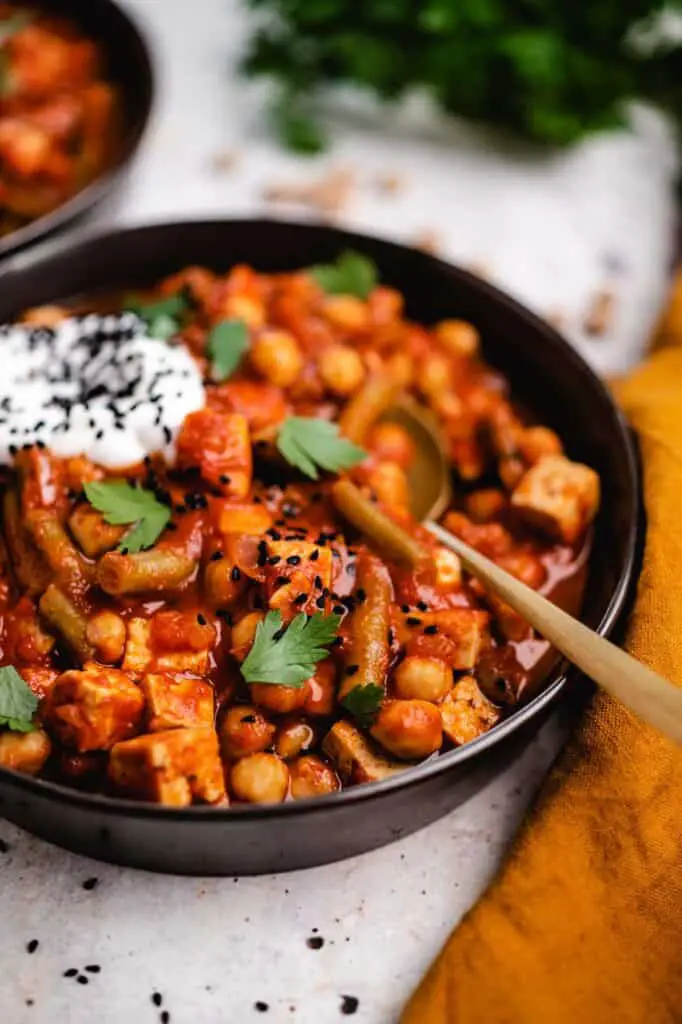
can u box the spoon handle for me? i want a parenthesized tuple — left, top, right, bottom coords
(426, 520, 682, 746)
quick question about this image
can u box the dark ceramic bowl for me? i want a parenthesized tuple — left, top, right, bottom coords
(0, 0, 154, 260)
(0, 220, 640, 875)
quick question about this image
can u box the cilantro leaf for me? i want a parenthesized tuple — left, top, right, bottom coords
(341, 683, 384, 729)
(0, 666, 38, 733)
(0, 11, 32, 45)
(84, 481, 171, 554)
(310, 251, 378, 299)
(208, 319, 249, 381)
(241, 610, 341, 686)
(124, 291, 189, 341)
(277, 416, 366, 480)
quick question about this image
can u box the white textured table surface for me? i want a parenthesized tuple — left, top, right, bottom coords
(0, 2, 678, 1022)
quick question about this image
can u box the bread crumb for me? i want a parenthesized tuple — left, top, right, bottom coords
(210, 150, 240, 174)
(584, 289, 616, 336)
(414, 230, 441, 255)
(263, 168, 355, 214)
(375, 172, 404, 195)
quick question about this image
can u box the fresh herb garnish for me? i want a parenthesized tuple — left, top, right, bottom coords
(277, 416, 366, 480)
(272, 93, 326, 155)
(207, 319, 249, 381)
(0, 11, 32, 44)
(125, 292, 189, 341)
(0, 666, 38, 733)
(241, 610, 341, 686)
(341, 683, 384, 728)
(309, 251, 378, 299)
(84, 481, 171, 554)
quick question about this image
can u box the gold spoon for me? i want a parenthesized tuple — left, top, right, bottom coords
(337, 401, 682, 746)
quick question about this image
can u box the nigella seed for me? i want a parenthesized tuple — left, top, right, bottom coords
(355, 588, 366, 603)
(424, 625, 438, 635)
(210, 551, 224, 561)
(310, 549, 319, 562)
(273, 627, 286, 642)
(197, 613, 207, 626)
(77, 975, 88, 985)
(82, 877, 99, 890)
(293, 593, 307, 606)
(406, 616, 422, 627)
(26, 939, 38, 954)
(400, 604, 410, 613)
(417, 600, 428, 612)
(219, 474, 231, 484)
(161, 1012, 170, 1024)
(306, 936, 324, 950)
(63, 969, 78, 978)
(266, 529, 281, 541)
(241, 714, 257, 724)
(275, 575, 289, 587)
(333, 604, 345, 615)
(267, 556, 281, 566)
(346, 665, 359, 676)
(85, 965, 101, 974)
(387, 629, 394, 645)
(314, 576, 323, 589)
(151, 993, 163, 1007)
(286, 555, 301, 566)
(231, 566, 241, 582)
(315, 596, 325, 609)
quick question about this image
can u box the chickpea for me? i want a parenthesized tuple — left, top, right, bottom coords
(250, 330, 304, 388)
(204, 558, 245, 606)
(385, 351, 413, 387)
(304, 659, 337, 717)
(367, 461, 410, 512)
(318, 344, 365, 396)
(367, 422, 415, 469)
(250, 681, 309, 715)
(220, 294, 265, 328)
(230, 752, 289, 804)
(518, 426, 563, 465)
(289, 755, 340, 800)
(371, 700, 443, 760)
(85, 610, 126, 664)
(322, 295, 369, 334)
(434, 319, 480, 359)
(0, 729, 51, 775)
(230, 612, 264, 662)
(393, 657, 452, 703)
(419, 352, 453, 397)
(275, 718, 316, 760)
(21, 304, 69, 327)
(466, 488, 507, 523)
(368, 286, 403, 325)
(220, 704, 276, 760)
(433, 546, 462, 590)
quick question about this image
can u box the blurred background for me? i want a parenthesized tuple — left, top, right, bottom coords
(111, 0, 682, 375)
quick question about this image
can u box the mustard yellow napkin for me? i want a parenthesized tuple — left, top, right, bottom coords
(401, 275, 682, 1024)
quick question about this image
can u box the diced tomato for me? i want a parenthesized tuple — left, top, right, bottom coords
(150, 610, 216, 654)
(176, 409, 252, 497)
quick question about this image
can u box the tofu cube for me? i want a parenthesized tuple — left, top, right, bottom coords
(0, 728, 51, 775)
(141, 673, 215, 732)
(401, 609, 487, 670)
(511, 454, 600, 543)
(122, 617, 152, 679)
(441, 675, 502, 747)
(109, 727, 227, 806)
(122, 616, 212, 679)
(323, 721, 406, 785)
(46, 663, 144, 751)
(265, 541, 333, 616)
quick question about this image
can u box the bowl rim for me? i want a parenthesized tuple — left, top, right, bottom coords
(0, 217, 641, 821)
(0, 0, 155, 261)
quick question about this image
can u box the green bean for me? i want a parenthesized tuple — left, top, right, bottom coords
(39, 584, 95, 664)
(98, 547, 196, 595)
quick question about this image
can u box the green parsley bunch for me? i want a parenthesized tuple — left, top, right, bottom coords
(242, 0, 682, 152)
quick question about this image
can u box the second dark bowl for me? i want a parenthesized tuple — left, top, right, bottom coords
(0, 219, 640, 874)
(0, 0, 154, 260)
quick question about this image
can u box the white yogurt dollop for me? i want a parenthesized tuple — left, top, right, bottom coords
(0, 313, 205, 467)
